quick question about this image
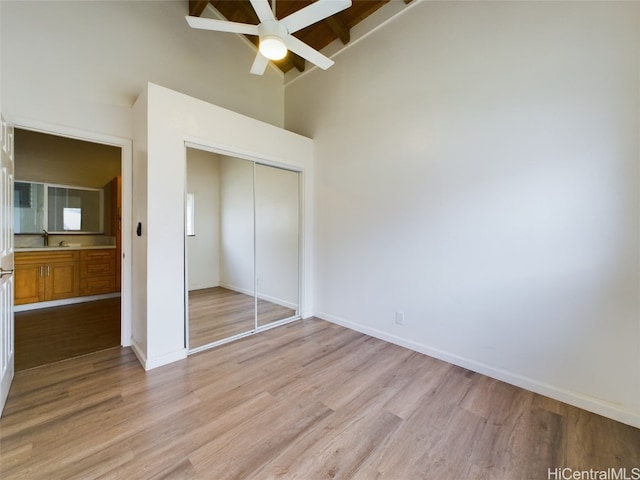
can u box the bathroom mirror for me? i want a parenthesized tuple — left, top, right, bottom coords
(14, 181, 104, 234)
(48, 185, 103, 233)
(14, 181, 44, 234)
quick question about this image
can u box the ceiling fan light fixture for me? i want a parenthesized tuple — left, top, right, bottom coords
(186, 0, 354, 75)
(259, 35, 287, 60)
(257, 20, 288, 61)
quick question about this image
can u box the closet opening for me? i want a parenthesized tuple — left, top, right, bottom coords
(184, 145, 301, 353)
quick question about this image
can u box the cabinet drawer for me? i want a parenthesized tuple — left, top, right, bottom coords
(80, 259, 115, 277)
(80, 276, 116, 296)
(80, 249, 116, 262)
(16, 251, 79, 265)
(80, 249, 116, 278)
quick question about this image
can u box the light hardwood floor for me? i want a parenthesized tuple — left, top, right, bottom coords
(188, 287, 296, 349)
(1, 318, 638, 479)
(14, 298, 121, 371)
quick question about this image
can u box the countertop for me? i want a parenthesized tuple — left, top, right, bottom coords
(15, 245, 116, 252)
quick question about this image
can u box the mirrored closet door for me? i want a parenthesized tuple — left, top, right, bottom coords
(185, 147, 300, 352)
(255, 164, 299, 328)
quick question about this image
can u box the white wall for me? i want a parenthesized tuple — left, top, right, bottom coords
(219, 156, 255, 295)
(14, 129, 121, 188)
(186, 148, 221, 291)
(131, 89, 148, 357)
(132, 83, 313, 370)
(0, 0, 2, 119)
(285, 1, 640, 427)
(1, 0, 284, 138)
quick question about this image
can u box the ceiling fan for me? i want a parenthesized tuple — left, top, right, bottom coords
(186, 0, 352, 75)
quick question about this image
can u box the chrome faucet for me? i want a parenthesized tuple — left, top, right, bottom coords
(42, 229, 49, 247)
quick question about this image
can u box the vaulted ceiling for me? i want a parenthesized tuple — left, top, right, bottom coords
(188, 0, 404, 74)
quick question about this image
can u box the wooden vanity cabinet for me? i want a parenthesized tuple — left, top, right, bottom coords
(80, 249, 116, 296)
(109, 176, 122, 291)
(14, 251, 80, 305)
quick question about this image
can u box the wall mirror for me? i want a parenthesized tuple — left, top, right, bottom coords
(185, 146, 300, 352)
(48, 185, 103, 232)
(14, 181, 104, 234)
(14, 181, 44, 233)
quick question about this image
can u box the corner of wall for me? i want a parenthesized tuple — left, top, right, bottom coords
(131, 85, 149, 361)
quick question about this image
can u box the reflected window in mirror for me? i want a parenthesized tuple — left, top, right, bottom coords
(14, 181, 45, 234)
(186, 193, 195, 236)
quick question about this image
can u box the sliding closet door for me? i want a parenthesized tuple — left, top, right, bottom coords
(255, 164, 299, 328)
(186, 149, 301, 352)
(186, 149, 255, 350)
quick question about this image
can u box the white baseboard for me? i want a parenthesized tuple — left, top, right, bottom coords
(220, 283, 298, 310)
(14, 292, 121, 312)
(130, 339, 147, 370)
(145, 349, 187, 371)
(131, 339, 187, 371)
(316, 311, 640, 429)
(257, 292, 297, 310)
(0, 352, 14, 417)
(220, 282, 253, 297)
(188, 282, 220, 292)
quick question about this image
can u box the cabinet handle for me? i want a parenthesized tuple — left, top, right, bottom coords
(0, 267, 13, 278)
(40, 266, 43, 277)
(47, 265, 50, 276)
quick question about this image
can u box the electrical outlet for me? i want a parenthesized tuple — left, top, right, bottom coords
(395, 311, 404, 326)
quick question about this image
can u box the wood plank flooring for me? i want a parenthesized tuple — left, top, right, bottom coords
(188, 287, 296, 349)
(1, 318, 638, 479)
(14, 298, 121, 371)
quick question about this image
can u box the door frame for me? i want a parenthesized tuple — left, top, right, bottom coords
(9, 118, 133, 346)
(0, 119, 15, 416)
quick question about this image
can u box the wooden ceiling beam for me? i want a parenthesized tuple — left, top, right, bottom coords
(274, 51, 305, 73)
(289, 52, 306, 72)
(237, 0, 260, 24)
(189, 0, 209, 17)
(324, 15, 350, 45)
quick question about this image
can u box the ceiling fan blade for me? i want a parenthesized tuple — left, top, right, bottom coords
(284, 34, 334, 70)
(250, 52, 270, 75)
(249, 0, 275, 23)
(185, 16, 259, 35)
(281, 0, 352, 34)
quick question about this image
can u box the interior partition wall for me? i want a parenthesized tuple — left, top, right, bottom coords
(185, 146, 300, 353)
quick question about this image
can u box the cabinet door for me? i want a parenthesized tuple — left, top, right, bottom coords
(14, 263, 44, 305)
(109, 176, 122, 291)
(46, 261, 79, 301)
